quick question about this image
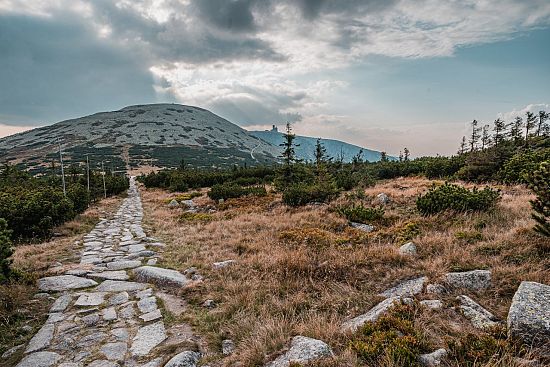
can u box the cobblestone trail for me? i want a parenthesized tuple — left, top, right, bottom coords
(16, 177, 193, 367)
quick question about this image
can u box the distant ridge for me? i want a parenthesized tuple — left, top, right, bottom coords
(250, 126, 386, 163)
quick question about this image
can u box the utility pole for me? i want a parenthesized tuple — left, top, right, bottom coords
(101, 161, 107, 199)
(86, 154, 90, 192)
(58, 138, 66, 197)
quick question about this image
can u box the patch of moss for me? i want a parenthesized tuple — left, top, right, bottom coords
(179, 212, 214, 223)
(455, 230, 483, 243)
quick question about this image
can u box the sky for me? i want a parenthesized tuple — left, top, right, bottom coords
(0, 0, 549, 156)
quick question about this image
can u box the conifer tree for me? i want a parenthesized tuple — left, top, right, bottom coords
(493, 118, 506, 147)
(469, 120, 480, 152)
(381, 151, 388, 162)
(510, 116, 523, 143)
(525, 111, 537, 143)
(528, 161, 550, 237)
(279, 122, 299, 184)
(314, 138, 327, 167)
(403, 147, 410, 161)
(458, 136, 467, 154)
(537, 110, 549, 136)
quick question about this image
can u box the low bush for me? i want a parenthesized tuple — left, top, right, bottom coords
(447, 329, 510, 367)
(0, 219, 13, 282)
(336, 204, 384, 223)
(528, 161, 550, 236)
(349, 302, 429, 367)
(208, 184, 267, 201)
(179, 212, 214, 223)
(282, 183, 340, 207)
(416, 183, 500, 215)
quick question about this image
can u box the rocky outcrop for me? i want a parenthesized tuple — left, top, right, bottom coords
(507, 281, 550, 348)
(266, 336, 333, 367)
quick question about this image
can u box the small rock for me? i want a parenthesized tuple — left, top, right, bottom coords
(377, 193, 390, 204)
(15, 351, 61, 367)
(184, 267, 198, 275)
(420, 300, 443, 309)
(81, 313, 100, 326)
(147, 258, 158, 265)
(265, 336, 332, 367)
(379, 276, 427, 298)
(399, 241, 417, 256)
(418, 348, 447, 367)
(350, 222, 374, 232)
(508, 281, 550, 348)
(168, 199, 180, 208)
(444, 270, 491, 291)
(342, 297, 401, 332)
(102, 307, 117, 321)
(20, 325, 33, 333)
(137, 296, 158, 313)
(164, 351, 201, 367)
(222, 339, 235, 355)
(203, 299, 216, 308)
(212, 260, 236, 269)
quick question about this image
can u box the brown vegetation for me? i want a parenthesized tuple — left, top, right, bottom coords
(140, 177, 550, 366)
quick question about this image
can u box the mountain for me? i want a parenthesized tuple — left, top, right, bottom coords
(250, 126, 386, 163)
(0, 104, 279, 172)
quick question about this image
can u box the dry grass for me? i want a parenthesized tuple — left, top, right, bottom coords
(140, 178, 549, 366)
(0, 195, 124, 364)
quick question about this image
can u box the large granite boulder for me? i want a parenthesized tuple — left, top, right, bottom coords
(507, 281, 550, 348)
(38, 275, 97, 292)
(266, 336, 332, 367)
(133, 266, 188, 288)
(444, 270, 491, 291)
(379, 276, 427, 298)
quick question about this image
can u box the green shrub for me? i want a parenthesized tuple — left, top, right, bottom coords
(337, 204, 384, 223)
(447, 329, 509, 367)
(416, 183, 500, 215)
(207, 184, 267, 201)
(0, 218, 13, 282)
(349, 302, 428, 367)
(282, 183, 340, 207)
(67, 183, 90, 213)
(500, 148, 550, 184)
(528, 161, 550, 236)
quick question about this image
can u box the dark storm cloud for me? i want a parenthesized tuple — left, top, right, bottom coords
(190, 0, 257, 32)
(0, 13, 158, 126)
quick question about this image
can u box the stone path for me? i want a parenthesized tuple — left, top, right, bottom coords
(17, 177, 193, 367)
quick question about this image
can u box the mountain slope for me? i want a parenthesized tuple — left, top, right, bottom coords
(0, 104, 278, 171)
(250, 127, 385, 162)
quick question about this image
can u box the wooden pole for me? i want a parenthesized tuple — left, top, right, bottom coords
(86, 154, 90, 192)
(101, 161, 107, 199)
(58, 139, 66, 197)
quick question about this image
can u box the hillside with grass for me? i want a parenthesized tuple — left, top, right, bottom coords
(1, 112, 549, 367)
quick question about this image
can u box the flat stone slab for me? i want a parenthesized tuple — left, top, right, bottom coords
(341, 297, 401, 332)
(101, 342, 127, 361)
(16, 351, 61, 367)
(130, 321, 167, 357)
(139, 309, 162, 322)
(133, 266, 188, 288)
(96, 280, 148, 292)
(106, 260, 142, 270)
(38, 275, 98, 292)
(444, 270, 491, 291)
(137, 296, 158, 313)
(266, 336, 333, 367)
(457, 295, 498, 329)
(75, 292, 107, 307)
(88, 271, 130, 281)
(379, 276, 427, 298)
(508, 281, 550, 348)
(50, 294, 72, 312)
(25, 323, 55, 353)
(164, 351, 201, 367)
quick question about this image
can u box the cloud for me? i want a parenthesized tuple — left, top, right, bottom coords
(0, 0, 549, 142)
(497, 103, 550, 121)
